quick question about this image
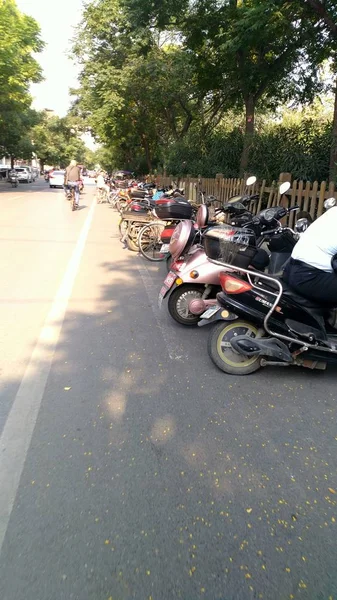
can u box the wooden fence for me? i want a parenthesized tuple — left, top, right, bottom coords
(156, 175, 337, 227)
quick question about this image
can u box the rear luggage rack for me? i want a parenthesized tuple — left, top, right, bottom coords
(208, 259, 337, 356)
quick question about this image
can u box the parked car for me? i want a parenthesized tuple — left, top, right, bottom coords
(49, 170, 65, 188)
(14, 167, 32, 183)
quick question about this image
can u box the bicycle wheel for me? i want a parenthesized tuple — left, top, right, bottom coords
(108, 191, 119, 206)
(138, 222, 169, 262)
(116, 199, 128, 214)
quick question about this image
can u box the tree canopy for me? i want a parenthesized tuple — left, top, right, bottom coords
(70, 0, 337, 179)
(31, 113, 90, 169)
(0, 0, 44, 160)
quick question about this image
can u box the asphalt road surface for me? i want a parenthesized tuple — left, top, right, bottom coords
(0, 179, 337, 600)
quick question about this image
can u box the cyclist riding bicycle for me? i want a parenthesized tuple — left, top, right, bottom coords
(64, 160, 81, 208)
(96, 171, 110, 203)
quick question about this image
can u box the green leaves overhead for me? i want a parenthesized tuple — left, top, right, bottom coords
(0, 0, 43, 109)
(0, 0, 44, 159)
(31, 113, 88, 168)
(72, 0, 337, 176)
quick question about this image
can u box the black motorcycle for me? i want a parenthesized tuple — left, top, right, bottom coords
(199, 199, 337, 375)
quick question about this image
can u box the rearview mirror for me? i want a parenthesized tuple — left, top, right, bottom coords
(246, 176, 257, 186)
(279, 182, 291, 195)
(324, 197, 337, 210)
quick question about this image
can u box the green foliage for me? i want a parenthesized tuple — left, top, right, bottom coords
(0, 107, 40, 159)
(165, 107, 332, 182)
(31, 113, 89, 168)
(71, 0, 337, 181)
(71, 0, 232, 172)
(249, 119, 332, 182)
(0, 0, 44, 158)
(123, 0, 327, 171)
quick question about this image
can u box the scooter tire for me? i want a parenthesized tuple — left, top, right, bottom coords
(208, 320, 261, 375)
(168, 284, 204, 326)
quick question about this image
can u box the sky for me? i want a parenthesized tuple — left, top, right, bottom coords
(16, 0, 84, 117)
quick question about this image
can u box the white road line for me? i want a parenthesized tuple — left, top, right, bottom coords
(0, 199, 96, 554)
(137, 261, 185, 362)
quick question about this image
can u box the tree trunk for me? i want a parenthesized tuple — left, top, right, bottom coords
(141, 134, 152, 173)
(329, 77, 337, 182)
(239, 95, 255, 175)
(10, 156, 14, 169)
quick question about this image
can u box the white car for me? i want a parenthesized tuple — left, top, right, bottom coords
(49, 170, 65, 188)
(15, 167, 32, 183)
(25, 166, 36, 182)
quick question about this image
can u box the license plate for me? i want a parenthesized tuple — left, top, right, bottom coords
(164, 271, 176, 288)
(158, 271, 177, 307)
(200, 306, 220, 319)
(160, 243, 169, 253)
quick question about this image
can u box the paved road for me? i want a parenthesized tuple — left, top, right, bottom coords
(0, 179, 337, 600)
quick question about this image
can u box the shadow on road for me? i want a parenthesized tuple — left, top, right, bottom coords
(1, 219, 337, 600)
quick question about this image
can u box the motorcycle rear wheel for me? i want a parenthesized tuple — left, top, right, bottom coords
(208, 320, 261, 375)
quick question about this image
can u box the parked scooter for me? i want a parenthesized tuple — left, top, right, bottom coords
(8, 170, 18, 188)
(198, 198, 337, 376)
(159, 181, 293, 326)
(159, 180, 258, 269)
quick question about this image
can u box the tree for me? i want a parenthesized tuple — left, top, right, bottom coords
(71, 0, 229, 173)
(0, 0, 44, 160)
(0, 107, 40, 166)
(299, 0, 337, 180)
(125, 0, 325, 173)
(31, 112, 89, 169)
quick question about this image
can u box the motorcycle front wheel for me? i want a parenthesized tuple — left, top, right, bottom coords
(168, 284, 204, 326)
(208, 320, 261, 375)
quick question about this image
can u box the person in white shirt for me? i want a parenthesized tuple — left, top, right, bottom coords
(283, 206, 337, 305)
(96, 171, 110, 202)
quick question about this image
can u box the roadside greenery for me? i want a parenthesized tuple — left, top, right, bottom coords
(0, 0, 43, 163)
(0, 0, 91, 169)
(31, 113, 90, 169)
(166, 103, 333, 181)
(70, 0, 337, 181)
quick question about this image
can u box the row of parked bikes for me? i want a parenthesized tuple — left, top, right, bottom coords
(108, 177, 337, 376)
